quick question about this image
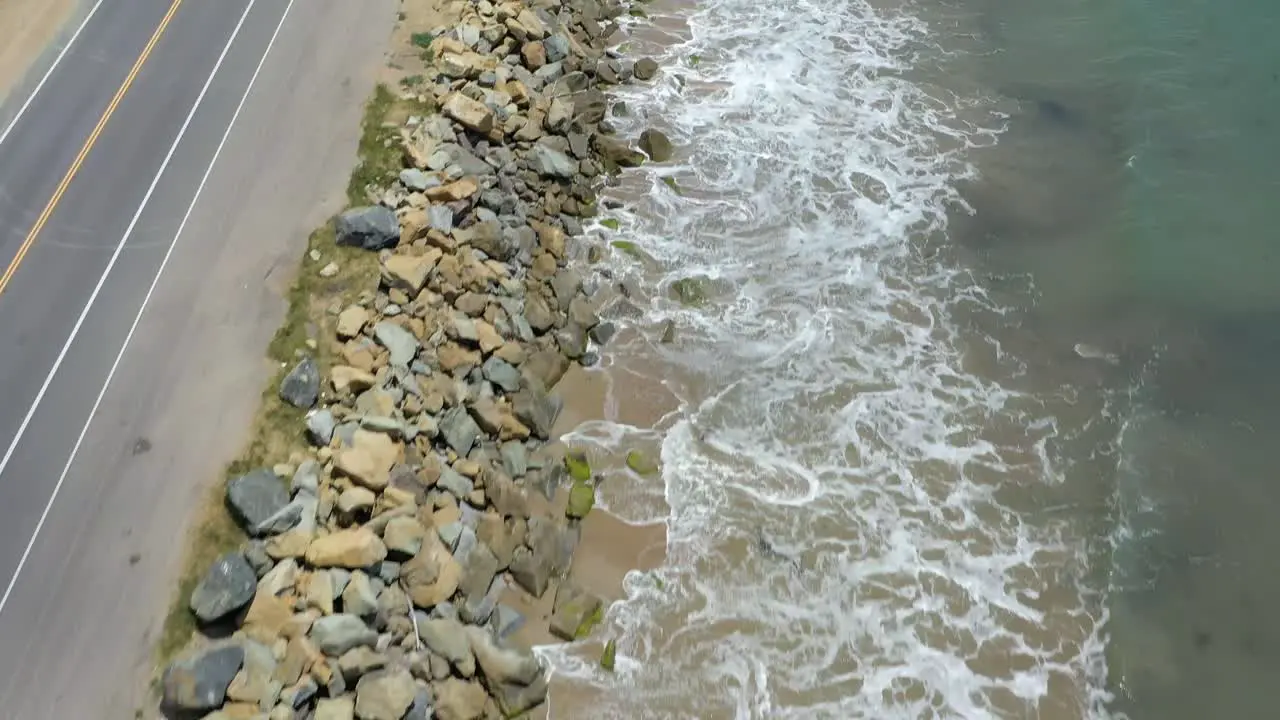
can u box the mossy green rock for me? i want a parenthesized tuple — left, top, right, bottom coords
(661, 175, 683, 194)
(565, 450, 591, 482)
(639, 129, 674, 162)
(660, 320, 677, 344)
(600, 218, 621, 231)
(626, 449, 660, 476)
(600, 639, 617, 671)
(670, 276, 710, 306)
(567, 479, 595, 519)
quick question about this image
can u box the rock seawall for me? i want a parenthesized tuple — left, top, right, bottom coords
(158, 0, 671, 717)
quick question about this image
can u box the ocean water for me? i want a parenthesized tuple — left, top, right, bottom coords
(536, 0, 1280, 717)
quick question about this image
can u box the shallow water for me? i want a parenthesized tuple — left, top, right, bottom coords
(537, 0, 1280, 717)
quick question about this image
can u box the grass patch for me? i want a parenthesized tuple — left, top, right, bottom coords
(346, 84, 433, 206)
(410, 31, 434, 50)
(153, 82, 410, 677)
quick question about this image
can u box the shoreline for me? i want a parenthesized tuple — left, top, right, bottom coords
(154, 0, 678, 717)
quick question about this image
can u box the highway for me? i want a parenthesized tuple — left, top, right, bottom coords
(0, 0, 396, 716)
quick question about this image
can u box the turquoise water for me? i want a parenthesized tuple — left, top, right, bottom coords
(958, 0, 1280, 715)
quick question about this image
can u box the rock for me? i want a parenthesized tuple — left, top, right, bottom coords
(600, 638, 617, 671)
(439, 406, 482, 457)
(633, 57, 660, 80)
(315, 696, 356, 720)
(337, 486, 377, 515)
(402, 534, 463, 609)
(336, 305, 370, 339)
(305, 569, 336, 615)
(512, 386, 562, 440)
(527, 144, 577, 178)
(382, 252, 439, 295)
(400, 168, 431, 191)
(225, 639, 279, 707)
(521, 41, 547, 69)
(336, 206, 400, 251)
(254, 491, 318, 536)
(307, 408, 336, 446)
(638, 128, 674, 162)
(383, 516, 427, 558)
(189, 551, 257, 623)
(226, 469, 289, 535)
(509, 516, 574, 597)
(465, 625, 545, 714)
(433, 678, 487, 720)
(418, 617, 476, 677)
(593, 134, 646, 168)
(355, 668, 417, 720)
(306, 527, 388, 568)
(566, 479, 595, 519)
(338, 646, 386, 683)
(320, 261, 340, 277)
(373, 321, 420, 367)
(279, 357, 320, 409)
(458, 542, 500, 604)
(332, 365, 377, 393)
(442, 93, 495, 135)
(342, 570, 380, 617)
(549, 583, 604, 641)
(310, 614, 378, 656)
(161, 640, 245, 713)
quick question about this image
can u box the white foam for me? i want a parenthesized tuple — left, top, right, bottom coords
(542, 0, 1123, 715)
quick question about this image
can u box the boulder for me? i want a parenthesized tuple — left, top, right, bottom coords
(442, 93, 495, 135)
(633, 57, 660, 80)
(336, 206, 400, 251)
(189, 551, 257, 623)
(279, 357, 320, 409)
(306, 528, 388, 568)
(226, 469, 289, 535)
(549, 582, 604, 641)
(417, 617, 475, 677)
(161, 640, 245, 713)
(433, 678, 487, 720)
(527, 144, 577, 178)
(638, 128, 674, 162)
(355, 668, 417, 720)
(373, 321, 420, 367)
(310, 614, 377, 656)
(315, 696, 356, 720)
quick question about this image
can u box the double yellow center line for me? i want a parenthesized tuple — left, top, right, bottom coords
(0, 0, 185, 296)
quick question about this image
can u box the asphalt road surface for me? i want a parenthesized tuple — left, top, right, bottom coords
(0, 0, 396, 716)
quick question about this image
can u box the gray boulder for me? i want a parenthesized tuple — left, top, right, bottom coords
(189, 551, 257, 623)
(226, 469, 289, 534)
(335, 206, 400, 251)
(161, 640, 244, 712)
(279, 356, 320, 408)
(527, 144, 577, 178)
(310, 614, 378, 656)
(373, 321, 419, 367)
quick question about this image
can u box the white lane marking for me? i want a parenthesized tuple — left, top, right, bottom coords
(0, 0, 107, 149)
(0, 0, 296, 618)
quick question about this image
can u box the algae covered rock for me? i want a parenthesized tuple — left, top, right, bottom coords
(564, 449, 591, 482)
(670, 276, 711, 306)
(625, 449, 660, 476)
(600, 638, 617, 671)
(566, 480, 595, 519)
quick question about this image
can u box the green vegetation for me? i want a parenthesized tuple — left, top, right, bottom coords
(155, 83, 409, 675)
(600, 218, 621, 231)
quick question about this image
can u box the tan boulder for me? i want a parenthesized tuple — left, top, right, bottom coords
(305, 527, 387, 568)
(442, 94, 494, 135)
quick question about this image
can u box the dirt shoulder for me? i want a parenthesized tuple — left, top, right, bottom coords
(0, 0, 77, 106)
